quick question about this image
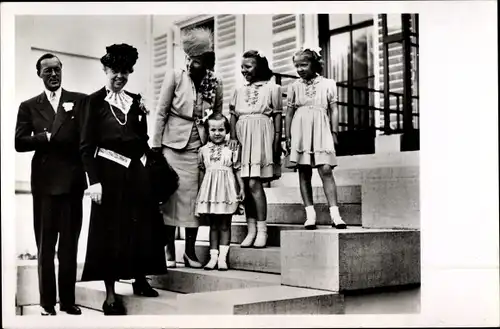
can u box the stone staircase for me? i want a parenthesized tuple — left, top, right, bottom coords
(16, 152, 421, 315)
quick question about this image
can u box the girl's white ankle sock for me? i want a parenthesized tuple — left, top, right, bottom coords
(218, 245, 229, 271)
(204, 249, 219, 270)
(329, 206, 346, 225)
(305, 205, 316, 220)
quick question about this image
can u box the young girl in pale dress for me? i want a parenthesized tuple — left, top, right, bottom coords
(285, 46, 347, 230)
(195, 113, 244, 270)
(228, 50, 283, 248)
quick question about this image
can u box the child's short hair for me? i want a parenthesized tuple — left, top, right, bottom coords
(204, 112, 231, 133)
(292, 49, 324, 75)
(242, 50, 274, 81)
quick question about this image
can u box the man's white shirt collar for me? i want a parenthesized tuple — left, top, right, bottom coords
(44, 87, 62, 112)
(45, 87, 62, 101)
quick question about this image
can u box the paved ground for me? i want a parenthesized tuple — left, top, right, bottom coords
(20, 303, 103, 316)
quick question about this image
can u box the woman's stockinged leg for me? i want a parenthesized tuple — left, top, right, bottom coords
(164, 225, 176, 265)
(104, 280, 116, 304)
(184, 227, 202, 267)
(185, 227, 199, 259)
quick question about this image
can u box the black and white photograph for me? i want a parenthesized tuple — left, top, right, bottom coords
(1, 1, 498, 328)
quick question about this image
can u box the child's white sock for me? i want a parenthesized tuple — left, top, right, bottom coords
(305, 205, 316, 220)
(304, 205, 317, 229)
(204, 249, 219, 270)
(330, 206, 346, 228)
(218, 245, 230, 271)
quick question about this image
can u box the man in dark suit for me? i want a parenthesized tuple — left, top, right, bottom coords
(15, 53, 87, 316)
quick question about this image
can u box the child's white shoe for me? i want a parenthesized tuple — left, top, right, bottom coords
(218, 245, 229, 271)
(304, 205, 317, 230)
(240, 217, 257, 248)
(253, 221, 267, 248)
(204, 249, 219, 270)
(330, 206, 347, 229)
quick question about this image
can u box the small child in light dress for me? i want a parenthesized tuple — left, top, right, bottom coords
(228, 50, 283, 248)
(195, 112, 245, 271)
(285, 46, 347, 230)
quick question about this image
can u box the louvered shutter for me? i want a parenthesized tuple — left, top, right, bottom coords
(214, 14, 243, 116)
(152, 32, 170, 109)
(271, 14, 301, 87)
(271, 14, 302, 145)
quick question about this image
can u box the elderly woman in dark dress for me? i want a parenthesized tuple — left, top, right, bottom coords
(79, 44, 167, 315)
(152, 28, 223, 268)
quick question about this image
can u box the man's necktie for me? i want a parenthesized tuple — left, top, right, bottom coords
(50, 92, 57, 112)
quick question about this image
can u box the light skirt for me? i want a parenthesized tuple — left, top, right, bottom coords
(236, 114, 276, 179)
(160, 127, 202, 228)
(288, 106, 337, 168)
(195, 166, 239, 215)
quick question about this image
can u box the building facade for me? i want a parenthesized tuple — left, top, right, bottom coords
(14, 13, 420, 256)
(149, 14, 420, 156)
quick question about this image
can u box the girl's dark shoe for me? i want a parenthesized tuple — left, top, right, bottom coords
(102, 300, 126, 316)
(132, 279, 159, 297)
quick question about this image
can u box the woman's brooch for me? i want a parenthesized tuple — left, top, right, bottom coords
(138, 93, 149, 115)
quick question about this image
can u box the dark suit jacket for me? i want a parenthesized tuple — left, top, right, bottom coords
(15, 89, 88, 195)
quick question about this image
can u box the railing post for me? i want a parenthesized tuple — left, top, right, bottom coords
(402, 14, 413, 133)
(381, 14, 391, 134)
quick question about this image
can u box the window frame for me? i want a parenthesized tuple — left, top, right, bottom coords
(318, 14, 375, 131)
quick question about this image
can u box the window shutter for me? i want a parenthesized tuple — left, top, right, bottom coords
(152, 32, 170, 109)
(271, 14, 302, 128)
(214, 14, 242, 116)
(271, 14, 301, 88)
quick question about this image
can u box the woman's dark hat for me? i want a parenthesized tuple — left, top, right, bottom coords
(100, 43, 139, 73)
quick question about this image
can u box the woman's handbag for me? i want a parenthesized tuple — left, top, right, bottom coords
(146, 149, 179, 205)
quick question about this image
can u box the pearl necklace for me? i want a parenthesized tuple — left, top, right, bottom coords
(109, 103, 127, 126)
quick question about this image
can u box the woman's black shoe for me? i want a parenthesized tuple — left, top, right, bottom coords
(102, 300, 126, 315)
(132, 280, 159, 297)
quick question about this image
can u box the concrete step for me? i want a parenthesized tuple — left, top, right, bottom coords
(231, 223, 303, 247)
(259, 185, 361, 225)
(148, 266, 281, 294)
(280, 227, 421, 292)
(16, 260, 85, 306)
(179, 223, 309, 248)
(75, 281, 179, 315)
(177, 285, 344, 315)
(19, 303, 103, 316)
(175, 240, 281, 274)
(266, 203, 361, 225)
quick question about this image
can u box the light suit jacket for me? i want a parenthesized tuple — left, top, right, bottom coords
(152, 69, 224, 150)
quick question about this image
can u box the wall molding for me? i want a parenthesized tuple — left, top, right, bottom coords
(31, 47, 100, 61)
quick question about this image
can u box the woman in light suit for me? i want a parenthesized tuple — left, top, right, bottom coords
(152, 28, 223, 268)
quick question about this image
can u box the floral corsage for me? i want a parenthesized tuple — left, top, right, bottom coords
(199, 70, 219, 106)
(137, 93, 149, 115)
